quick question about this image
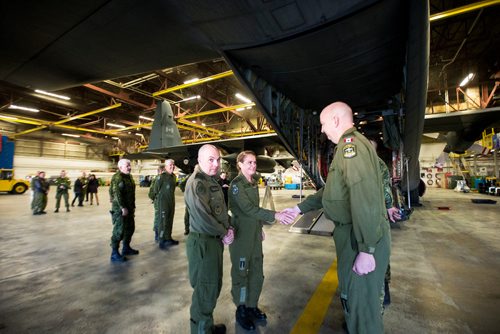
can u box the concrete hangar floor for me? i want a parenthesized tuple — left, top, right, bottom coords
(0, 186, 499, 333)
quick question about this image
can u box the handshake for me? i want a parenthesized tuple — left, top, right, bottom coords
(221, 206, 302, 245)
(274, 206, 301, 225)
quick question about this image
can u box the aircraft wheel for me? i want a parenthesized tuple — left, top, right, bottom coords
(11, 183, 28, 194)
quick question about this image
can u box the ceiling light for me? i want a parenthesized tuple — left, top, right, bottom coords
(0, 115, 18, 120)
(174, 95, 201, 104)
(235, 93, 252, 103)
(183, 78, 200, 84)
(107, 123, 125, 128)
(459, 73, 474, 87)
(62, 133, 80, 138)
(111, 137, 120, 140)
(235, 107, 245, 111)
(35, 89, 70, 100)
(192, 120, 196, 124)
(8, 104, 39, 112)
(135, 133, 143, 136)
(139, 115, 154, 121)
(201, 123, 206, 126)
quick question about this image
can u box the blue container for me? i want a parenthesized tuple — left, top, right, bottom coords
(284, 183, 299, 190)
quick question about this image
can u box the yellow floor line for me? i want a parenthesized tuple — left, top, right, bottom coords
(290, 260, 338, 334)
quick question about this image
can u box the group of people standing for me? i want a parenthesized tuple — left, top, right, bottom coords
(105, 101, 395, 333)
(71, 172, 100, 207)
(30, 170, 100, 215)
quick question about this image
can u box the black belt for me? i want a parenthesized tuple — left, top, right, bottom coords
(190, 231, 221, 239)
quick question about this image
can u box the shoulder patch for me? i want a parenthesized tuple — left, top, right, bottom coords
(343, 144, 357, 158)
(195, 182, 206, 195)
(232, 184, 239, 195)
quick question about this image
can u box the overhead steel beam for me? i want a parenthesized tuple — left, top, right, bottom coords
(152, 70, 234, 97)
(430, 0, 500, 22)
(179, 103, 255, 119)
(84, 84, 155, 110)
(12, 103, 121, 137)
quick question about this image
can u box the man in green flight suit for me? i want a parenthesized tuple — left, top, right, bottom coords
(370, 139, 401, 308)
(184, 144, 234, 334)
(109, 159, 138, 263)
(148, 165, 164, 242)
(54, 170, 71, 213)
(153, 159, 179, 249)
(283, 102, 391, 334)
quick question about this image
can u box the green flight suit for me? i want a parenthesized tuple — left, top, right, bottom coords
(148, 175, 160, 234)
(378, 158, 393, 285)
(298, 127, 391, 334)
(184, 166, 230, 334)
(153, 172, 176, 241)
(32, 177, 49, 214)
(109, 172, 136, 249)
(228, 174, 275, 308)
(54, 176, 71, 210)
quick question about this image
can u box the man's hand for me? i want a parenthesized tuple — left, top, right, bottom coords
(352, 252, 376, 275)
(279, 206, 301, 225)
(387, 207, 401, 223)
(222, 227, 234, 245)
(121, 207, 129, 216)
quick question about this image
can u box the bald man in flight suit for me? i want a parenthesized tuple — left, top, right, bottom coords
(283, 101, 391, 333)
(184, 144, 234, 334)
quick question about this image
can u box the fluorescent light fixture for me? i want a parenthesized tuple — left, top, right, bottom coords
(192, 120, 196, 124)
(183, 78, 200, 84)
(35, 89, 70, 100)
(235, 107, 245, 111)
(235, 93, 252, 103)
(139, 115, 154, 121)
(135, 133, 143, 136)
(174, 95, 201, 104)
(107, 123, 125, 128)
(62, 133, 80, 138)
(8, 104, 39, 112)
(111, 137, 120, 140)
(0, 115, 18, 120)
(459, 73, 474, 87)
(201, 123, 206, 126)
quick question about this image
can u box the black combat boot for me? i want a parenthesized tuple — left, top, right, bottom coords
(248, 306, 267, 320)
(110, 248, 126, 262)
(122, 243, 139, 255)
(159, 239, 179, 249)
(236, 305, 255, 331)
(383, 280, 391, 306)
(54, 208, 59, 213)
(66, 207, 70, 212)
(154, 229, 159, 242)
(212, 324, 226, 334)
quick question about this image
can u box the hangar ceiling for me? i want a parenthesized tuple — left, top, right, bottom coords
(0, 0, 499, 157)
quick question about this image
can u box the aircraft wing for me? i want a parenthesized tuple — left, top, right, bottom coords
(424, 107, 500, 153)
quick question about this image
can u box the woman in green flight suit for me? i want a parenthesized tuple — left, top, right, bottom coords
(228, 150, 280, 331)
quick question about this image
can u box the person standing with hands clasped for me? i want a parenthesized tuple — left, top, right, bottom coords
(228, 150, 293, 331)
(184, 144, 233, 334)
(282, 102, 391, 334)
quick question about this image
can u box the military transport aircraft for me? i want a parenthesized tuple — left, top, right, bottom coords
(123, 101, 294, 174)
(0, 0, 430, 202)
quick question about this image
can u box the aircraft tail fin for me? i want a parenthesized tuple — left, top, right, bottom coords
(148, 101, 182, 150)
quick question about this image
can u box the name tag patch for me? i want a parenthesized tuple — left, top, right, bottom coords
(343, 144, 357, 158)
